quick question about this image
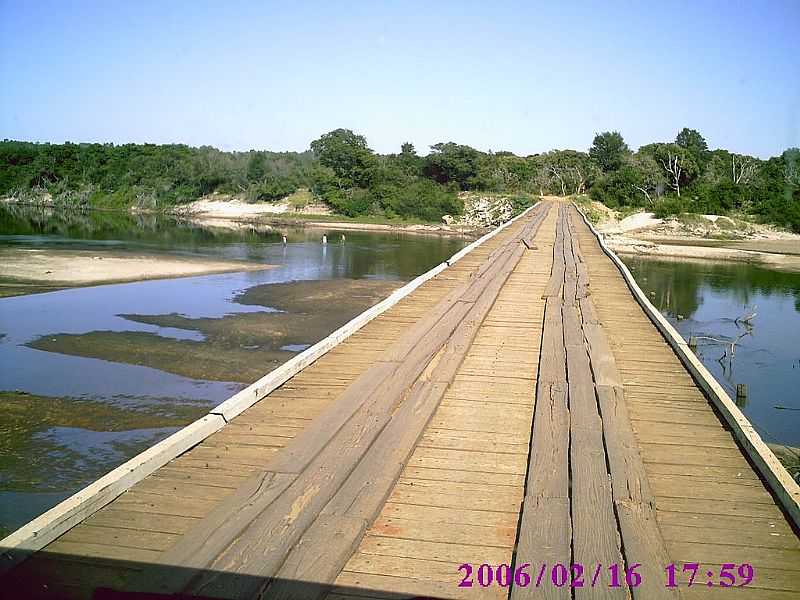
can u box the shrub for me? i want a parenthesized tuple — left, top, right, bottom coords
(652, 197, 688, 218)
(383, 180, 462, 221)
(246, 175, 297, 202)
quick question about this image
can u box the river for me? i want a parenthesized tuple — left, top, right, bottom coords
(622, 255, 800, 450)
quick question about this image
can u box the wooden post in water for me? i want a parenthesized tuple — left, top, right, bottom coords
(688, 335, 697, 350)
(736, 384, 748, 402)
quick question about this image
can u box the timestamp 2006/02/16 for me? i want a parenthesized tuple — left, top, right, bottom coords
(458, 562, 755, 589)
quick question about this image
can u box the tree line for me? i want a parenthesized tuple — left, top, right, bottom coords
(1, 128, 798, 230)
(0, 141, 316, 209)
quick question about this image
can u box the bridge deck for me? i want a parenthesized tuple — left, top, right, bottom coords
(2, 201, 798, 600)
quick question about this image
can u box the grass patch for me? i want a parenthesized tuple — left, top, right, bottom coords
(677, 213, 709, 227)
(715, 216, 738, 231)
(572, 195, 606, 225)
(286, 188, 313, 210)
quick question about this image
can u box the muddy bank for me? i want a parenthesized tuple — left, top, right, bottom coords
(28, 279, 402, 383)
(182, 214, 478, 238)
(0, 391, 206, 492)
(300, 220, 474, 236)
(0, 247, 275, 298)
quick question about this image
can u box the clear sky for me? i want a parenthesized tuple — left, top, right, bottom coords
(1, 1, 798, 158)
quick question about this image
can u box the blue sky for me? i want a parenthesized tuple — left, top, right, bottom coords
(1, 1, 798, 158)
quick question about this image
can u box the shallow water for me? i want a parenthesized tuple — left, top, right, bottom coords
(622, 256, 800, 448)
(0, 204, 467, 535)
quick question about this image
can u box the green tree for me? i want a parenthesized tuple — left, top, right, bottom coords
(246, 152, 267, 183)
(589, 131, 631, 172)
(310, 129, 375, 188)
(397, 142, 421, 176)
(625, 154, 665, 205)
(675, 127, 709, 167)
(640, 143, 698, 198)
(423, 142, 481, 190)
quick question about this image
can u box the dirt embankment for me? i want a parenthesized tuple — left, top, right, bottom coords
(0, 248, 274, 298)
(584, 203, 800, 272)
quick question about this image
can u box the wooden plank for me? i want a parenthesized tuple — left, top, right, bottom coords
(265, 516, 367, 600)
(379, 502, 518, 528)
(597, 385, 678, 600)
(408, 447, 528, 475)
(82, 507, 198, 536)
(370, 514, 516, 548)
(401, 466, 525, 487)
(511, 497, 571, 600)
(335, 570, 487, 600)
(660, 522, 800, 550)
(360, 535, 510, 567)
(513, 203, 570, 600)
(124, 471, 295, 594)
(656, 497, 788, 520)
(57, 524, 177, 551)
(565, 206, 680, 600)
(665, 541, 800, 569)
(389, 480, 522, 513)
(6, 555, 137, 600)
(562, 214, 626, 600)
(656, 509, 797, 536)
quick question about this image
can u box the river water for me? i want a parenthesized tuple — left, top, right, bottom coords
(622, 256, 800, 449)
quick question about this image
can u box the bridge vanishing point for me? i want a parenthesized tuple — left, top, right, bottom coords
(1, 200, 799, 600)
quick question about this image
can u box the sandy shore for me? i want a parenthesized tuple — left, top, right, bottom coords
(603, 235, 800, 272)
(0, 248, 273, 296)
(589, 205, 800, 272)
(174, 197, 478, 237)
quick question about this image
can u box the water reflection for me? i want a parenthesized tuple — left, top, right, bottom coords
(623, 256, 800, 447)
(0, 203, 466, 280)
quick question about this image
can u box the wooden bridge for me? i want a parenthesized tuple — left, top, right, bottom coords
(1, 200, 799, 599)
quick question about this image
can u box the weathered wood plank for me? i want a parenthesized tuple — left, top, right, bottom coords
(562, 212, 627, 600)
(513, 205, 571, 600)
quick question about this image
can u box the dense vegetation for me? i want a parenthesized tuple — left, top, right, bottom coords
(0, 142, 315, 209)
(1, 128, 798, 230)
(587, 129, 800, 232)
